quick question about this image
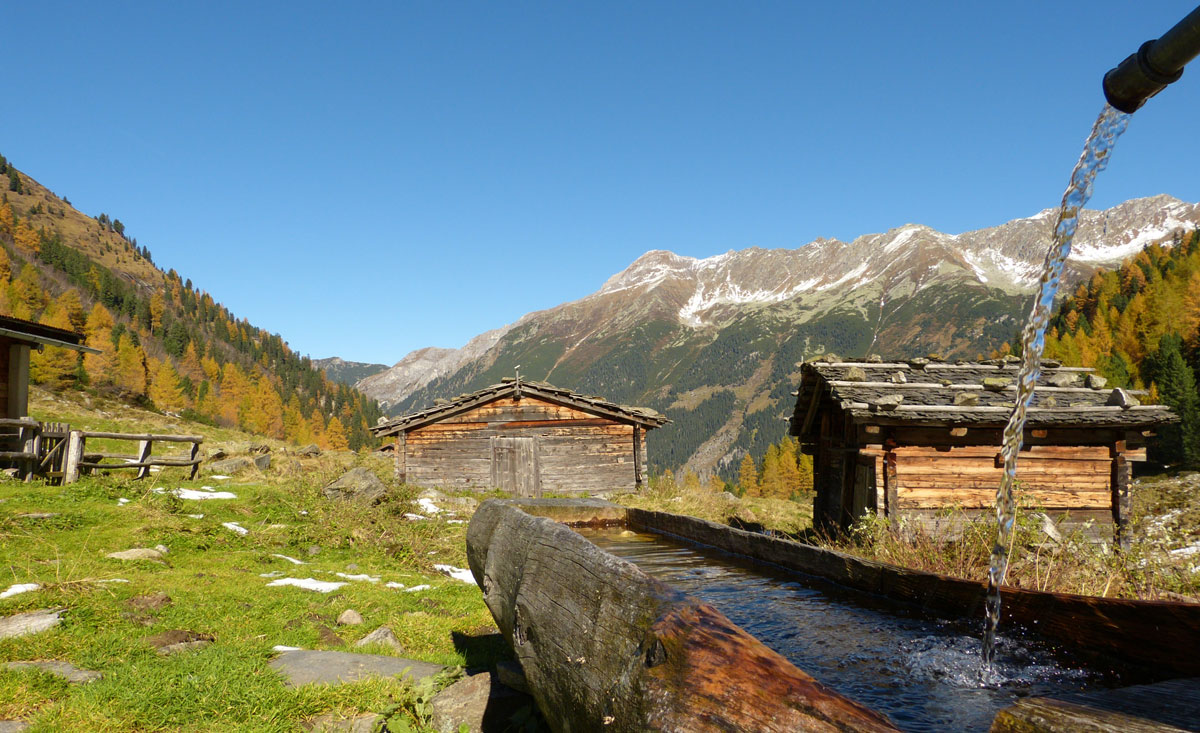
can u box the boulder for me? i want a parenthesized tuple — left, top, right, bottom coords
(1107, 388, 1141, 408)
(4, 660, 100, 684)
(269, 650, 444, 688)
(1086, 373, 1108, 390)
(354, 626, 404, 654)
(429, 671, 537, 733)
(982, 377, 1012, 392)
(337, 609, 364, 626)
(298, 444, 322, 457)
(106, 548, 165, 562)
(0, 610, 61, 640)
(323, 468, 388, 504)
(206, 457, 254, 475)
(302, 712, 384, 732)
(953, 392, 979, 406)
(253, 454, 271, 471)
(845, 366, 868, 382)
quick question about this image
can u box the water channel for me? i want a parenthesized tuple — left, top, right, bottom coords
(577, 525, 1126, 732)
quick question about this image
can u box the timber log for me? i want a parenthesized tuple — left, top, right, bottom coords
(466, 499, 897, 732)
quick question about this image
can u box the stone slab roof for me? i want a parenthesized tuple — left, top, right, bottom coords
(790, 355, 1178, 436)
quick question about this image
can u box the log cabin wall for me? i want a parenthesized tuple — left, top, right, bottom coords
(791, 358, 1176, 540)
(404, 396, 640, 495)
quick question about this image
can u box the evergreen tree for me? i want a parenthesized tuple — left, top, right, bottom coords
(325, 416, 349, 450)
(148, 360, 188, 412)
(1148, 335, 1200, 466)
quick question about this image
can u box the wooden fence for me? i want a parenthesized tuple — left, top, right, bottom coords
(0, 421, 203, 484)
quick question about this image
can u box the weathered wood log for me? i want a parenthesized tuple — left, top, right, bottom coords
(630, 509, 1200, 677)
(466, 500, 897, 732)
(80, 432, 203, 443)
(990, 677, 1200, 732)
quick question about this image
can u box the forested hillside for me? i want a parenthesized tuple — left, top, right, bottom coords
(1039, 229, 1200, 465)
(0, 154, 383, 449)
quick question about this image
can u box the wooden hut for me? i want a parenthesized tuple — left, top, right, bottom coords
(371, 379, 668, 496)
(0, 315, 95, 419)
(788, 356, 1177, 542)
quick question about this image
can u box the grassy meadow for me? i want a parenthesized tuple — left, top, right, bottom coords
(0, 391, 499, 732)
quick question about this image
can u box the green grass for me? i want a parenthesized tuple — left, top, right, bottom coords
(0, 469, 499, 731)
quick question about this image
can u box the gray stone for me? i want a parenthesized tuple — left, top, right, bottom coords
(4, 660, 101, 684)
(430, 671, 534, 733)
(844, 366, 868, 382)
(493, 661, 529, 694)
(253, 454, 271, 471)
(307, 545, 322, 557)
(1048, 372, 1078, 387)
(14, 513, 58, 520)
(870, 394, 904, 411)
(298, 444, 322, 457)
(354, 626, 404, 653)
(865, 354, 883, 363)
(154, 544, 169, 555)
(982, 377, 1012, 392)
(953, 391, 979, 406)
(891, 371, 907, 384)
(0, 721, 29, 732)
(418, 488, 448, 500)
(206, 457, 254, 475)
(336, 609, 364, 626)
(1107, 388, 1141, 408)
(323, 468, 388, 504)
(1036, 513, 1063, 544)
(317, 625, 345, 648)
(269, 650, 445, 688)
(106, 548, 165, 561)
(0, 610, 61, 640)
(817, 353, 840, 363)
(1086, 373, 1108, 390)
(302, 712, 384, 732)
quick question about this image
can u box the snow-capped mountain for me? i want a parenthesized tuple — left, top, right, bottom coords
(353, 195, 1198, 475)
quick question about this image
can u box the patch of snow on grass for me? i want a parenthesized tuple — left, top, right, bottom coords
(266, 577, 347, 593)
(334, 572, 380, 583)
(0, 583, 39, 599)
(210, 475, 232, 480)
(416, 498, 443, 514)
(271, 554, 305, 565)
(273, 645, 302, 652)
(117, 498, 130, 506)
(187, 514, 205, 519)
(404, 513, 428, 521)
(434, 564, 474, 584)
(385, 582, 406, 589)
(403, 584, 431, 593)
(174, 489, 237, 500)
(222, 522, 249, 536)
(447, 519, 465, 525)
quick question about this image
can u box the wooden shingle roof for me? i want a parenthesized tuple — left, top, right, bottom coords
(790, 355, 1178, 438)
(371, 379, 669, 438)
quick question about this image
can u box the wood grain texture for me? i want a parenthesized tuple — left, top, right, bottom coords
(467, 500, 898, 732)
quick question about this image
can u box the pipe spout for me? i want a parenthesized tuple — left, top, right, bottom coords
(1104, 5, 1200, 113)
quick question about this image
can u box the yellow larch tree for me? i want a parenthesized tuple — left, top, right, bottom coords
(325, 416, 349, 450)
(149, 359, 188, 412)
(30, 308, 78, 389)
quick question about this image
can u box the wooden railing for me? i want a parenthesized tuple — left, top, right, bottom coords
(0, 417, 45, 482)
(62, 431, 204, 483)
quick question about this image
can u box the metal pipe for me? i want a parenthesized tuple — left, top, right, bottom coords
(1103, 5, 1200, 113)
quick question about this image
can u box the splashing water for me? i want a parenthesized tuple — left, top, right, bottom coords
(982, 104, 1131, 669)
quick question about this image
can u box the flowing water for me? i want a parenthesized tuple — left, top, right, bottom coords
(579, 526, 1121, 732)
(982, 104, 1131, 667)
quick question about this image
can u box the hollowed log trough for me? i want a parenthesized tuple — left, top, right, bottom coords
(465, 499, 897, 732)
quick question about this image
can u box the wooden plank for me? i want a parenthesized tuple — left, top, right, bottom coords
(81, 431, 204, 443)
(897, 488, 1108, 509)
(63, 431, 83, 484)
(633, 425, 643, 489)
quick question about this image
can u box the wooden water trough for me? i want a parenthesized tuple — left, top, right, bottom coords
(466, 499, 1200, 731)
(466, 499, 898, 732)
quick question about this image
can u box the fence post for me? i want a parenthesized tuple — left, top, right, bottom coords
(64, 431, 84, 484)
(188, 440, 201, 480)
(135, 440, 153, 480)
(22, 425, 38, 482)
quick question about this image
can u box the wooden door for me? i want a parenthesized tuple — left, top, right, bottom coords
(490, 436, 541, 497)
(852, 455, 876, 519)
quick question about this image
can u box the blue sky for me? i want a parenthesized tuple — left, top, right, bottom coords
(6, 1, 1200, 364)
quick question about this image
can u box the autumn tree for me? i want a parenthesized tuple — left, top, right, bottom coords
(30, 308, 78, 388)
(325, 416, 349, 450)
(149, 359, 188, 412)
(737, 453, 758, 497)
